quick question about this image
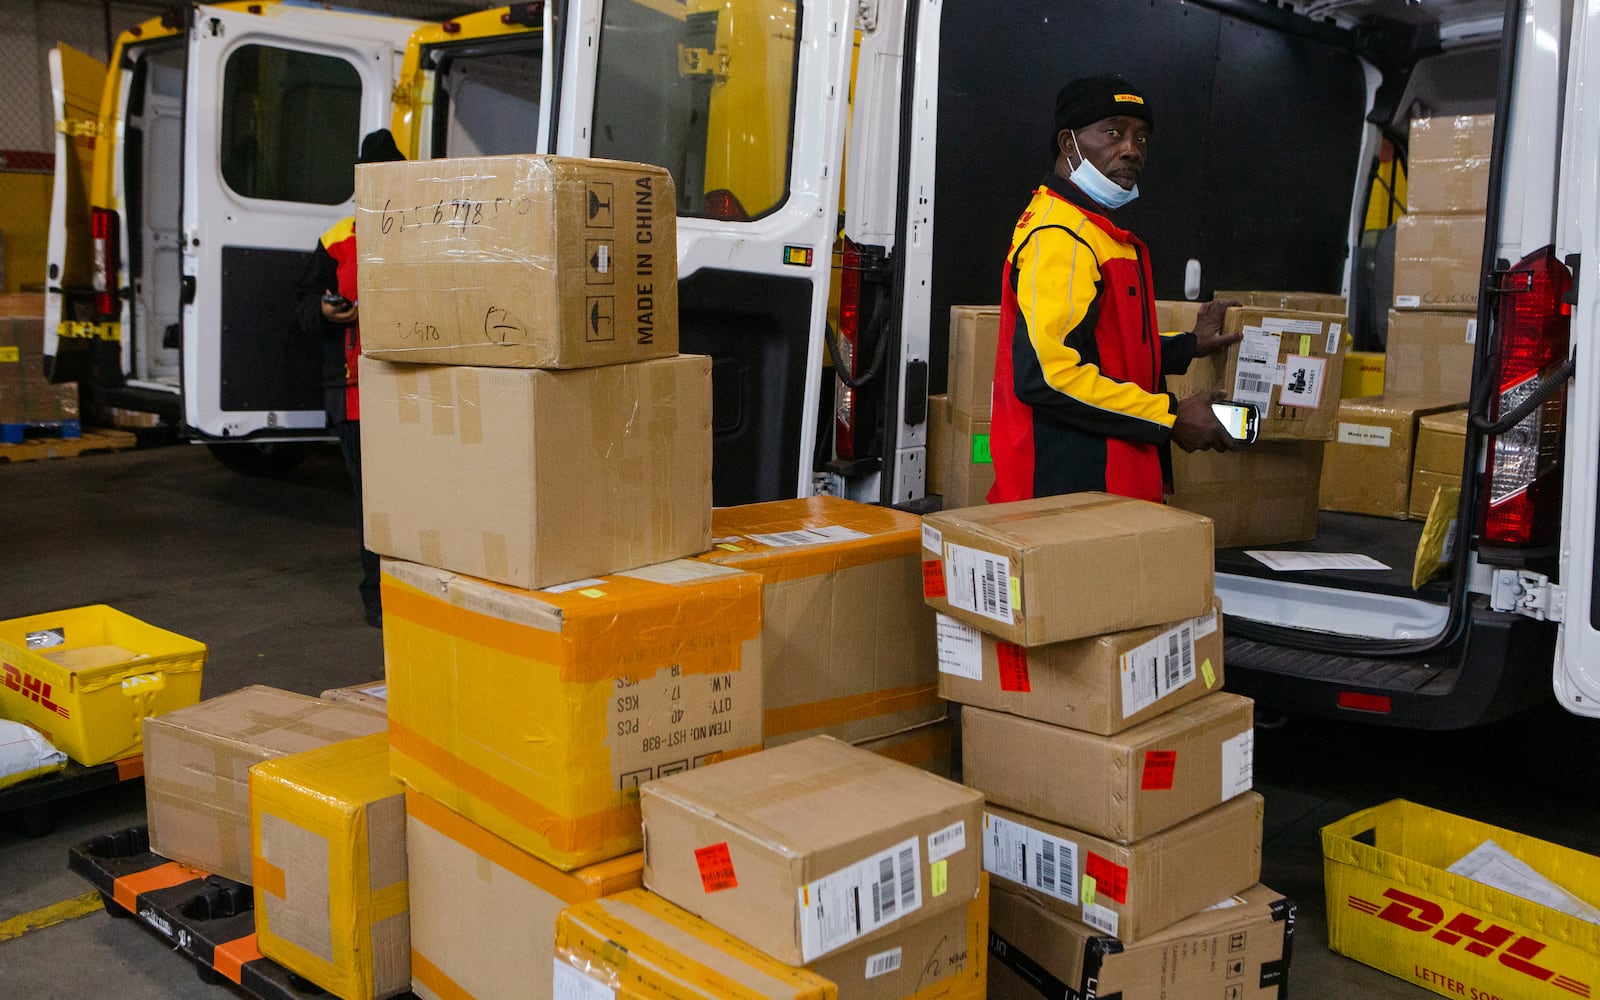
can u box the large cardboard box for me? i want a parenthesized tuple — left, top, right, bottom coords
(404, 789, 643, 1000)
(641, 736, 985, 964)
(983, 793, 1264, 944)
(1409, 408, 1470, 520)
(989, 882, 1296, 1000)
(382, 557, 762, 870)
(1168, 442, 1324, 549)
(1386, 309, 1477, 397)
(927, 393, 950, 496)
(947, 306, 1000, 421)
(859, 715, 953, 781)
(1394, 214, 1485, 312)
(922, 493, 1214, 646)
(943, 411, 993, 510)
(690, 497, 941, 747)
(1215, 289, 1348, 317)
(354, 155, 678, 368)
(0, 312, 79, 428)
(142, 686, 387, 884)
(935, 600, 1223, 736)
(360, 355, 711, 589)
(1343, 350, 1387, 398)
(250, 734, 408, 1000)
(555, 885, 988, 1000)
(1407, 114, 1494, 215)
(962, 693, 1256, 843)
(1319, 395, 1467, 519)
(320, 681, 387, 715)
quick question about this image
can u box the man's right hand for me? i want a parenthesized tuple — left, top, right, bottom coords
(1170, 391, 1238, 453)
(321, 298, 359, 325)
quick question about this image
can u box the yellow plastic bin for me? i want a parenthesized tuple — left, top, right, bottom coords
(0, 605, 205, 765)
(1323, 799, 1600, 1000)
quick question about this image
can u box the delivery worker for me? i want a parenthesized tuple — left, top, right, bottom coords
(294, 129, 404, 628)
(989, 75, 1240, 505)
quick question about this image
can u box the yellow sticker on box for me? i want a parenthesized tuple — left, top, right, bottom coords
(578, 588, 607, 599)
(0, 347, 18, 363)
(1008, 577, 1022, 612)
(931, 859, 948, 897)
(716, 543, 744, 552)
(1300, 334, 1312, 355)
(1202, 659, 1217, 689)
(1080, 874, 1096, 907)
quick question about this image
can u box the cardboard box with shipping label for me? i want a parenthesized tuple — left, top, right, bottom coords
(1319, 395, 1467, 519)
(1214, 290, 1348, 318)
(1409, 409, 1470, 520)
(1154, 300, 1203, 337)
(143, 686, 387, 884)
(691, 497, 941, 747)
(1407, 115, 1494, 215)
(360, 355, 711, 589)
(404, 790, 643, 1000)
(927, 394, 950, 496)
(962, 693, 1256, 844)
(250, 734, 409, 1000)
(320, 682, 387, 715)
(1386, 309, 1477, 398)
(922, 493, 1214, 646)
(641, 736, 985, 964)
(944, 412, 994, 510)
(1343, 350, 1387, 398)
(982, 793, 1264, 944)
(355, 155, 677, 368)
(947, 306, 1001, 422)
(988, 882, 1295, 1000)
(1394, 214, 1486, 312)
(1168, 442, 1324, 549)
(935, 603, 1225, 736)
(382, 557, 762, 870)
(0, 315, 80, 428)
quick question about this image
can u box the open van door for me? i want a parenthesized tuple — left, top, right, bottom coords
(43, 44, 107, 377)
(182, 5, 418, 440)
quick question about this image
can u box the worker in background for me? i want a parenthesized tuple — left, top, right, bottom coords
(294, 129, 405, 628)
(989, 75, 1241, 505)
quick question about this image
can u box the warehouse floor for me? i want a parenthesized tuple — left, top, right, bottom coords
(1, 442, 1596, 998)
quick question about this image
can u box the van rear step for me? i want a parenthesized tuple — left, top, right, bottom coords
(0, 754, 142, 838)
(68, 826, 419, 999)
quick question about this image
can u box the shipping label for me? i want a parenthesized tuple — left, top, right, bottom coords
(553, 959, 616, 1000)
(1466, 319, 1478, 344)
(799, 837, 922, 960)
(607, 658, 750, 793)
(1261, 316, 1326, 337)
(1222, 729, 1255, 800)
(943, 543, 1015, 625)
(928, 820, 967, 863)
(1233, 327, 1282, 408)
(1337, 422, 1393, 448)
(1278, 355, 1327, 409)
(746, 525, 868, 548)
(983, 813, 1080, 905)
(934, 615, 983, 680)
(1192, 609, 1219, 640)
(1118, 620, 1197, 718)
(1327, 321, 1344, 354)
(865, 948, 903, 979)
(1081, 901, 1120, 937)
(921, 524, 942, 554)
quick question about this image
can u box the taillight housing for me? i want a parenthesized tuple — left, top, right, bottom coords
(833, 239, 864, 460)
(91, 207, 121, 321)
(1480, 246, 1572, 546)
(702, 189, 750, 222)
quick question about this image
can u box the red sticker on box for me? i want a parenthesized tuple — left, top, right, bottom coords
(922, 560, 947, 598)
(1141, 750, 1177, 791)
(1084, 852, 1129, 904)
(694, 843, 738, 892)
(997, 643, 1031, 692)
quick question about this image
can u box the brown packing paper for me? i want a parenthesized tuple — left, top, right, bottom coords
(943, 410, 994, 510)
(1385, 309, 1477, 398)
(1394, 214, 1486, 312)
(946, 305, 1001, 421)
(1319, 395, 1467, 519)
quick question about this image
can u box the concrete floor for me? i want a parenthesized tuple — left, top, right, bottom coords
(1, 441, 1597, 998)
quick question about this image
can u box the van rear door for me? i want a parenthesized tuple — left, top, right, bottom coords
(43, 44, 107, 375)
(182, 5, 417, 440)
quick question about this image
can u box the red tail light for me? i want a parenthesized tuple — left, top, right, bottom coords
(1480, 246, 1571, 546)
(703, 189, 750, 222)
(91, 207, 120, 321)
(1338, 691, 1392, 714)
(833, 240, 864, 460)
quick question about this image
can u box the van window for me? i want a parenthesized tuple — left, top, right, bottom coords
(220, 45, 362, 204)
(434, 46, 543, 158)
(591, 0, 799, 220)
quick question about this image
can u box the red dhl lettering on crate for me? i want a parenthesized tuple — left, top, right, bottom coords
(2, 662, 71, 719)
(1348, 888, 1591, 997)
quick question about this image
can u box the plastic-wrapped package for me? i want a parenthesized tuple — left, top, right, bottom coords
(0, 719, 68, 791)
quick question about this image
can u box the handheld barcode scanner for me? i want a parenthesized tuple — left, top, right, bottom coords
(1211, 401, 1260, 444)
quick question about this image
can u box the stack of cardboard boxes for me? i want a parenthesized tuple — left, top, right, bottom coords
(0, 294, 80, 438)
(928, 306, 1001, 508)
(923, 492, 1295, 996)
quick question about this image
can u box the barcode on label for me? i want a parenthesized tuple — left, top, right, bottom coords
(945, 543, 1015, 624)
(928, 821, 966, 862)
(1120, 621, 1198, 717)
(897, 846, 916, 912)
(799, 837, 922, 961)
(866, 948, 903, 979)
(1036, 838, 1059, 893)
(1164, 633, 1182, 690)
(874, 856, 896, 921)
(1030, 832, 1078, 902)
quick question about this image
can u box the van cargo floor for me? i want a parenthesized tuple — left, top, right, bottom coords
(1215, 512, 1452, 601)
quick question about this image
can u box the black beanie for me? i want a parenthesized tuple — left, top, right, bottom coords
(1053, 75, 1154, 138)
(358, 129, 405, 164)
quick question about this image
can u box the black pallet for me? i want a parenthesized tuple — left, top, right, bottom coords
(0, 754, 143, 837)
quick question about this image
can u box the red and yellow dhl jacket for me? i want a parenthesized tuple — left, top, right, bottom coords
(294, 216, 362, 421)
(989, 175, 1196, 504)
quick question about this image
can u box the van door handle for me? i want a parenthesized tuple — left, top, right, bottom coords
(180, 276, 196, 305)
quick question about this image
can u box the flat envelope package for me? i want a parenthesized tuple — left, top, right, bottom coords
(1168, 442, 1324, 549)
(1410, 408, 1470, 520)
(142, 686, 387, 884)
(690, 497, 942, 747)
(1320, 395, 1467, 519)
(962, 693, 1256, 843)
(935, 600, 1225, 736)
(360, 355, 711, 589)
(1385, 309, 1477, 398)
(641, 736, 985, 965)
(1407, 114, 1494, 214)
(404, 790, 643, 1000)
(982, 794, 1265, 944)
(354, 155, 678, 368)
(943, 411, 994, 510)
(988, 882, 1296, 1000)
(250, 735, 409, 1000)
(381, 557, 762, 870)
(922, 493, 1214, 646)
(947, 305, 1001, 421)
(1394, 213, 1486, 313)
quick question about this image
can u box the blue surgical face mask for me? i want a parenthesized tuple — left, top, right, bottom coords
(1069, 130, 1139, 210)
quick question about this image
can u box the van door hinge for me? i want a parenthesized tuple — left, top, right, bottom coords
(1489, 569, 1565, 622)
(677, 45, 728, 81)
(856, 0, 880, 31)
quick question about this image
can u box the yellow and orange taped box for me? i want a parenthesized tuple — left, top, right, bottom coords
(250, 734, 409, 1000)
(405, 790, 643, 1000)
(691, 497, 942, 748)
(554, 881, 988, 1000)
(381, 557, 762, 870)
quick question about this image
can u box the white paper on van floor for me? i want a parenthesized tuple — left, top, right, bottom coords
(1447, 839, 1600, 924)
(1245, 551, 1390, 572)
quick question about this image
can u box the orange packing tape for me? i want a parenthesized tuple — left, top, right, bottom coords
(113, 861, 205, 913)
(252, 857, 287, 899)
(411, 949, 473, 1000)
(763, 683, 943, 738)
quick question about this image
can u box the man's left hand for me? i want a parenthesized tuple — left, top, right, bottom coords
(1193, 299, 1242, 357)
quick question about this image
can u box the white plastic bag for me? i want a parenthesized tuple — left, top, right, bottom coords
(0, 719, 69, 791)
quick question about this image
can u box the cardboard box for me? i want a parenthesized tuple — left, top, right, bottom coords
(1319, 395, 1467, 519)
(382, 557, 762, 870)
(1394, 214, 1485, 312)
(921, 493, 1214, 646)
(935, 600, 1223, 736)
(858, 715, 954, 781)
(1409, 408, 1470, 520)
(355, 155, 678, 368)
(943, 412, 993, 510)
(0, 314, 79, 428)
(1386, 309, 1477, 397)
(1343, 350, 1387, 398)
(1214, 290, 1348, 317)
(320, 681, 387, 715)
(947, 306, 1000, 421)
(1323, 799, 1600, 1000)
(404, 789, 643, 1000)
(989, 882, 1296, 1000)
(927, 393, 950, 496)
(1168, 442, 1324, 549)
(250, 734, 409, 1000)
(690, 497, 942, 747)
(1154, 299, 1203, 334)
(1407, 114, 1494, 215)
(143, 686, 387, 883)
(641, 736, 985, 964)
(962, 693, 1256, 843)
(983, 793, 1264, 944)
(360, 355, 711, 589)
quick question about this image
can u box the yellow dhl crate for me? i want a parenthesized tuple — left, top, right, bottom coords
(1324, 799, 1600, 1000)
(0, 605, 206, 765)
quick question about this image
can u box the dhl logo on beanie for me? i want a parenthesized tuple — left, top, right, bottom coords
(1114, 93, 1145, 104)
